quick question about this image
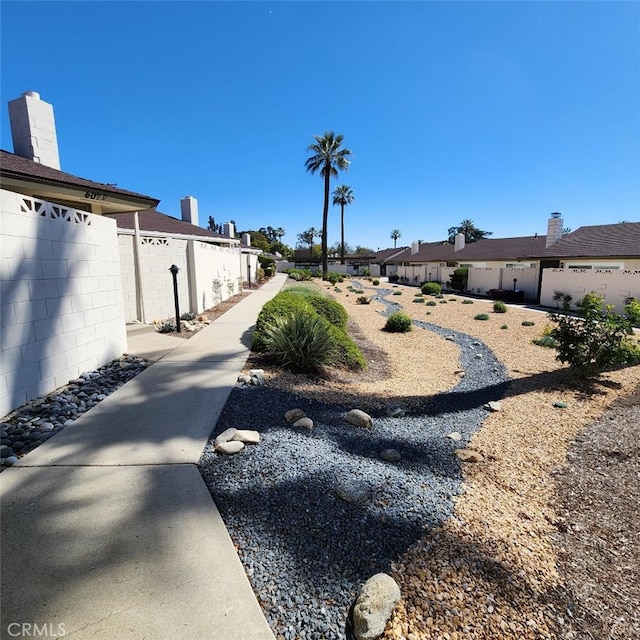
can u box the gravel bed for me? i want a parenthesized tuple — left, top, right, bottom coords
(0, 354, 150, 470)
(198, 286, 509, 640)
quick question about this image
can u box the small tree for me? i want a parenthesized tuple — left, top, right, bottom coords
(449, 267, 468, 292)
(390, 229, 402, 248)
(549, 293, 640, 378)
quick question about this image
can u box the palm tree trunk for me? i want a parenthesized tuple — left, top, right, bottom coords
(340, 203, 345, 265)
(322, 171, 330, 278)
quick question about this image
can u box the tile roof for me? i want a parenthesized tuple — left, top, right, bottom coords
(525, 222, 640, 258)
(103, 209, 234, 241)
(0, 149, 160, 205)
(398, 236, 548, 262)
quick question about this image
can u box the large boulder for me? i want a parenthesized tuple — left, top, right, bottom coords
(351, 573, 401, 640)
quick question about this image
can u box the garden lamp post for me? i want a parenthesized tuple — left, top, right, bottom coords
(513, 278, 518, 291)
(247, 255, 251, 289)
(169, 264, 181, 333)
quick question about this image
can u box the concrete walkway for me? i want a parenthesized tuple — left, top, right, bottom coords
(1, 275, 287, 640)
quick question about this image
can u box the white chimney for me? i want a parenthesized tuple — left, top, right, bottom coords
(546, 212, 564, 247)
(180, 196, 199, 226)
(242, 232, 251, 246)
(454, 233, 465, 252)
(223, 221, 235, 238)
(411, 241, 419, 255)
(8, 91, 61, 169)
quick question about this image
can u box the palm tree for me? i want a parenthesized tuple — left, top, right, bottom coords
(332, 184, 355, 264)
(390, 229, 402, 248)
(297, 227, 320, 259)
(275, 227, 286, 241)
(305, 131, 352, 278)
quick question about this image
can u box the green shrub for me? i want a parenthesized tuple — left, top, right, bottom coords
(421, 282, 442, 296)
(493, 301, 508, 314)
(522, 321, 535, 327)
(439, 300, 448, 304)
(328, 324, 367, 370)
(500, 325, 508, 330)
(426, 300, 437, 307)
(372, 279, 380, 286)
(413, 298, 425, 304)
(354, 289, 365, 294)
(624, 297, 640, 327)
(286, 268, 313, 281)
(305, 295, 348, 328)
(325, 271, 344, 285)
(180, 311, 196, 321)
(474, 313, 490, 321)
(384, 312, 413, 333)
(356, 296, 371, 305)
(548, 295, 640, 377)
(253, 292, 311, 351)
(262, 311, 336, 371)
(461, 299, 474, 305)
(532, 335, 559, 349)
(334, 287, 342, 293)
(157, 320, 176, 333)
(392, 291, 402, 296)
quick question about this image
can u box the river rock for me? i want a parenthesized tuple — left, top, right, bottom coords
(293, 417, 314, 430)
(455, 448, 484, 463)
(380, 449, 401, 462)
(284, 408, 306, 424)
(344, 409, 373, 428)
(232, 429, 260, 444)
(214, 428, 238, 446)
(215, 441, 245, 455)
(351, 573, 401, 640)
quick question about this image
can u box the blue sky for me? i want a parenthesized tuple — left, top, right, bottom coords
(2, 1, 639, 251)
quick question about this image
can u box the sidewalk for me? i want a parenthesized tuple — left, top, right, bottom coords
(0, 275, 287, 640)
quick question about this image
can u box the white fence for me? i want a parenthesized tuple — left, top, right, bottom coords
(1, 191, 127, 417)
(117, 232, 250, 323)
(540, 268, 640, 314)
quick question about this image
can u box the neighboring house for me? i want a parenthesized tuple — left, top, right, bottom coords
(345, 247, 409, 277)
(0, 91, 255, 416)
(394, 216, 640, 310)
(526, 222, 640, 311)
(0, 148, 160, 214)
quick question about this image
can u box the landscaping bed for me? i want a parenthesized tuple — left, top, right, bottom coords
(230, 279, 639, 639)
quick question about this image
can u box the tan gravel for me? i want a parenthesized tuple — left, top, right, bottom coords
(254, 279, 640, 640)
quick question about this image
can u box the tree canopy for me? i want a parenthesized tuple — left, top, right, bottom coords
(332, 184, 355, 265)
(447, 219, 492, 243)
(305, 131, 352, 278)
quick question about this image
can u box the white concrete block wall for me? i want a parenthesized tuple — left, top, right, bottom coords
(116, 235, 138, 322)
(190, 241, 243, 313)
(540, 268, 640, 314)
(1, 190, 126, 417)
(467, 268, 501, 296)
(138, 238, 189, 322)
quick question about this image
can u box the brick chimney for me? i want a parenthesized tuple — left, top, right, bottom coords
(454, 233, 465, 252)
(180, 196, 199, 226)
(8, 91, 61, 169)
(546, 212, 564, 247)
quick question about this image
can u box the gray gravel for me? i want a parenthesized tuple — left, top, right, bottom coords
(0, 354, 150, 470)
(199, 285, 510, 640)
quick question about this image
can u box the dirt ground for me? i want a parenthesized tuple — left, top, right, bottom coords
(247, 278, 640, 640)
